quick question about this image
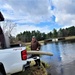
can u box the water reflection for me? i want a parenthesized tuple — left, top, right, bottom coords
(41, 42, 75, 75)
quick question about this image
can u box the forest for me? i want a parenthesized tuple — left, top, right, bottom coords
(16, 26, 75, 42)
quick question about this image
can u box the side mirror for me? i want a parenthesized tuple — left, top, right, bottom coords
(0, 12, 4, 21)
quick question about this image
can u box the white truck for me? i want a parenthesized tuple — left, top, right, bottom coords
(0, 12, 40, 75)
(0, 46, 40, 75)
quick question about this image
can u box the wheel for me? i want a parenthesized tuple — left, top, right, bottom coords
(0, 72, 3, 75)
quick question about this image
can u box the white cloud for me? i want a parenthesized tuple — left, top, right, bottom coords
(0, 0, 52, 23)
(1, 0, 75, 36)
(52, 0, 75, 27)
(0, 0, 53, 36)
(3, 3, 13, 10)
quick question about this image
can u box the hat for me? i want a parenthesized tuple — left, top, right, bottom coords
(32, 36, 36, 38)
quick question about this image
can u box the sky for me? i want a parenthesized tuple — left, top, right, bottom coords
(0, 0, 75, 36)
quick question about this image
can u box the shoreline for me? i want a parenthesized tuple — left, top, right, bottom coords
(44, 36, 75, 43)
(14, 36, 75, 46)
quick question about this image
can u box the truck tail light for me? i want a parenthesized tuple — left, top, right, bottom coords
(21, 50, 27, 60)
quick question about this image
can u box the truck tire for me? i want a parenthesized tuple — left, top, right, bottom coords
(0, 72, 3, 75)
(0, 63, 6, 75)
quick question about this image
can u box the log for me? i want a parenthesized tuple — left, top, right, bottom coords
(27, 51, 53, 56)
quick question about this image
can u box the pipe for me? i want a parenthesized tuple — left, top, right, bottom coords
(27, 51, 53, 56)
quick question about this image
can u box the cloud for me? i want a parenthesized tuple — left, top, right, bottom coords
(0, 0, 54, 36)
(52, 0, 75, 27)
(0, 0, 52, 23)
(1, 0, 75, 36)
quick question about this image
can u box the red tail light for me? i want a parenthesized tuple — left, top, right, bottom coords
(21, 50, 27, 60)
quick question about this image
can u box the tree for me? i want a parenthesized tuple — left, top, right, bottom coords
(53, 29, 58, 38)
(1, 20, 16, 36)
(58, 28, 62, 37)
(41, 33, 46, 40)
(67, 26, 75, 36)
(46, 32, 53, 39)
(16, 26, 75, 42)
(58, 28, 68, 37)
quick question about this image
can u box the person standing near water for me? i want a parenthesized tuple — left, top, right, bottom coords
(30, 36, 41, 67)
(31, 36, 41, 52)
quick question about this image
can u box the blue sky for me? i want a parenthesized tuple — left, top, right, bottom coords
(0, 0, 75, 36)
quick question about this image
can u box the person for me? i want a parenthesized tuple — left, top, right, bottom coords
(30, 36, 41, 67)
(31, 36, 41, 51)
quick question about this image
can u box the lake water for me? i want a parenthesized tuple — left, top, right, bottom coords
(41, 42, 75, 75)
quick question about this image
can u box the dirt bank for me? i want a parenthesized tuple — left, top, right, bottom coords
(12, 63, 48, 75)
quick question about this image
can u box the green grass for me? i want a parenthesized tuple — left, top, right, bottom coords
(26, 45, 31, 51)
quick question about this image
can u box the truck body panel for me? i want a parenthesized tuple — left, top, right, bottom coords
(0, 47, 27, 74)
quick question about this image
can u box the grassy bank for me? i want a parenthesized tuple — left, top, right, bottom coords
(13, 62, 50, 75)
(65, 36, 75, 40)
(45, 36, 75, 43)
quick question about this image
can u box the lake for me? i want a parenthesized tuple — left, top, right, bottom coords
(41, 42, 75, 75)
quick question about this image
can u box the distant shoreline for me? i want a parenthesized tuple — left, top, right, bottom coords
(44, 36, 75, 43)
(65, 36, 75, 41)
(14, 36, 75, 46)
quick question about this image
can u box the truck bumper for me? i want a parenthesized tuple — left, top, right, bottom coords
(23, 56, 40, 71)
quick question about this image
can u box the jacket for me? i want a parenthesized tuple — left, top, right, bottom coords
(31, 40, 41, 50)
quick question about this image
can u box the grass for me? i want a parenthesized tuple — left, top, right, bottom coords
(26, 45, 31, 51)
(65, 36, 75, 40)
(38, 40, 44, 45)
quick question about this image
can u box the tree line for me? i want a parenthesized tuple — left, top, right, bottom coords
(16, 26, 75, 42)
